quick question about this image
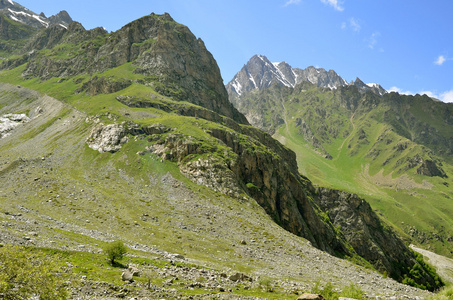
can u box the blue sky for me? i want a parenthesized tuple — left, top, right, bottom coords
(17, 0, 453, 102)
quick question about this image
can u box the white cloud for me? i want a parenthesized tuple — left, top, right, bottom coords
(349, 17, 360, 32)
(389, 87, 453, 103)
(320, 0, 344, 11)
(284, 0, 302, 6)
(440, 90, 453, 103)
(389, 86, 413, 95)
(367, 32, 380, 49)
(434, 55, 446, 66)
(341, 18, 360, 32)
(419, 90, 438, 98)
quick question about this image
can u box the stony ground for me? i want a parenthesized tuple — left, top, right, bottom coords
(0, 194, 434, 300)
(0, 83, 437, 299)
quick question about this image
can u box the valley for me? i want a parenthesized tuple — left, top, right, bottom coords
(0, 1, 452, 299)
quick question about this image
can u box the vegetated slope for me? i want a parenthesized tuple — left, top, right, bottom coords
(0, 84, 434, 299)
(226, 72, 453, 261)
(0, 9, 443, 295)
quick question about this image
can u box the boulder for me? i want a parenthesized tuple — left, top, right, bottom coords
(168, 253, 185, 260)
(127, 263, 141, 277)
(297, 293, 325, 300)
(86, 123, 129, 153)
(121, 269, 133, 282)
(228, 272, 252, 282)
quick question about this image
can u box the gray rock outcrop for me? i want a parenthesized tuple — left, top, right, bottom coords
(86, 123, 129, 153)
(0, 113, 30, 138)
(315, 187, 441, 288)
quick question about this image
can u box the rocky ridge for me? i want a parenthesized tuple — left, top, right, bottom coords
(224, 55, 453, 270)
(226, 54, 385, 102)
(0, 0, 72, 29)
(0, 12, 247, 124)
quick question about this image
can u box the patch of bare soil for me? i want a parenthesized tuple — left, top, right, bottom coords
(361, 164, 433, 190)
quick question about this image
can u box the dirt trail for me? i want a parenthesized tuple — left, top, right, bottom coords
(411, 244, 453, 284)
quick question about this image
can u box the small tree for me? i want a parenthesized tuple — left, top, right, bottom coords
(104, 240, 127, 265)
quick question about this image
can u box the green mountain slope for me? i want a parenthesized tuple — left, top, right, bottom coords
(230, 81, 453, 259)
(0, 9, 446, 297)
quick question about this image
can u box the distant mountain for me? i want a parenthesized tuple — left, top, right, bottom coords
(0, 0, 72, 29)
(226, 54, 386, 99)
(225, 54, 453, 266)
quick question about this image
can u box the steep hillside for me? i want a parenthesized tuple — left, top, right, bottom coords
(0, 7, 445, 298)
(226, 64, 453, 261)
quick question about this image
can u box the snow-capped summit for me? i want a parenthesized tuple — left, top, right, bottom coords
(226, 54, 387, 99)
(0, 0, 73, 29)
(226, 54, 348, 97)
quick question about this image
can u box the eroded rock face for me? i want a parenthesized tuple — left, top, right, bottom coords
(0, 113, 30, 138)
(86, 123, 129, 153)
(295, 117, 332, 159)
(315, 187, 440, 288)
(141, 123, 348, 256)
(75, 76, 132, 96)
(417, 159, 447, 178)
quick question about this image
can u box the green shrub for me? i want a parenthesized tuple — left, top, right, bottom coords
(0, 245, 70, 300)
(311, 281, 339, 300)
(340, 283, 365, 299)
(104, 240, 128, 265)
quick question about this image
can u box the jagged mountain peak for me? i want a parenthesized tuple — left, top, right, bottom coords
(226, 54, 387, 100)
(353, 77, 387, 96)
(227, 54, 298, 96)
(0, 0, 73, 29)
(226, 54, 349, 98)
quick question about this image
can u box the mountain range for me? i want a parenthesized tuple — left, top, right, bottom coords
(0, 2, 450, 299)
(226, 54, 386, 99)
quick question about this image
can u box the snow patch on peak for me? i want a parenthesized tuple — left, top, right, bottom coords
(8, 0, 14, 5)
(248, 72, 257, 89)
(8, 8, 49, 28)
(32, 14, 49, 27)
(256, 55, 267, 61)
(9, 14, 19, 22)
(366, 83, 380, 88)
(232, 78, 243, 96)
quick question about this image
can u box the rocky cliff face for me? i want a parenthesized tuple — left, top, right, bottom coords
(0, 13, 247, 124)
(87, 116, 350, 256)
(315, 187, 441, 289)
